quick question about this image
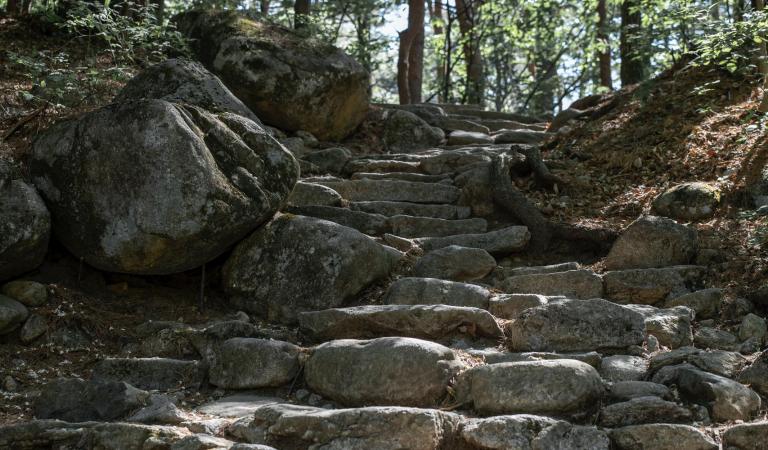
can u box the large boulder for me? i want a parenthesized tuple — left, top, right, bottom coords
(34, 377, 149, 422)
(381, 109, 445, 152)
(604, 215, 698, 270)
(223, 215, 400, 324)
(0, 162, 50, 281)
(175, 10, 369, 141)
(652, 182, 721, 221)
(304, 337, 465, 407)
(31, 100, 298, 274)
(115, 58, 261, 123)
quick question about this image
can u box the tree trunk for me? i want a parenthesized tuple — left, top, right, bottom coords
(597, 0, 613, 90)
(6, 0, 23, 16)
(430, 0, 446, 102)
(455, 0, 484, 105)
(294, 0, 310, 30)
(260, 0, 270, 15)
(620, 0, 644, 86)
(397, 0, 425, 104)
(756, 0, 768, 112)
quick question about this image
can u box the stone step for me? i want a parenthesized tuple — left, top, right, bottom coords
(419, 150, 493, 175)
(431, 117, 490, 134)
(499, 269, 604, 299)
(285, 205, 389, 235)
(298, 304, 503, 342)
(415, 226, 530, 254)
(384, 277, 492, 309)
(446, 130, 493, 146)
(350, 200, 470, 219)
(350, 172, 452, 183)
(467, 348, 602, 368)
(285, 181, 342, 208)
(492, 129, 552, 144)
(228, 403, 462, 450)
(344, 158, 423, 174)
(388, 215, 487, 238)
(286, 205, 486, 237)
(302, 337, 463, 407)
(506, 298, 646, 353)
(450, 108, 542, 124)
(315, 179, 461, 204)
(474, 118, 549, 132)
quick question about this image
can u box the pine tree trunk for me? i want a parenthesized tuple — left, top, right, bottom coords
(397, 0, 425, 104)
(6, 0, 23, 16)
(597, 0, 613, 90)
(294, 0, 310, 30)
(456, 0, 484, 105)
(260, 0, 270, 15)
(620, 0, 644, 86)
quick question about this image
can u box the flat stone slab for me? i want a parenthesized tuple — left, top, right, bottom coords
(303, 337, 465, 407)
(344, 158, 423, 174)
(384, 277, 492, 309)
(493, 129, 550, 144)
(285, 205, 389, 235)
(447, 130, 494, 146)
(415, 226, 530, 254)
(499, 269, 603, 299)
(624, 304, 694, 349)
(457, 360, 603, 416)
(488, 294, 549, 319)
(388, 215, 487, 238)
(506, 298, 646, 352)
(419, 149, 492, 174)
(350, 200, 470, 219)
(316, 179, 461, 203)
(229, 403, 462, 450)
(197, 393, 285, 418)
(603, 266, 706, 305)
(350, 172, 451, 183)
(469, 349, 602, 368)
(299, 304, 503, 342)
(610, 424, 718, 450)
(460, 415, 609, 450)
(285, 181, 342, 208)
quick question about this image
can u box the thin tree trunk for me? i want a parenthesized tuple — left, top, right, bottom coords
(430, 0, 445, 102)
(620, 0, 644, 86)
(397, 0, 425, 104)
(455, 0, 484, 105)
(756, 0, 768, 112)
(294, 0, 310, 30)
(6, 0, 23, 15)
(597, 0, 613, 90)
(260, 0, 270, 15)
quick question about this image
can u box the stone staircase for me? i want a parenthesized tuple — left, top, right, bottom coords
(3, 105, 767, 450)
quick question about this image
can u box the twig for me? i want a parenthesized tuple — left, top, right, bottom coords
(1, 105, 47, 142)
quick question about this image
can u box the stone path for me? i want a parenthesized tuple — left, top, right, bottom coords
(2, 103, 766, 450)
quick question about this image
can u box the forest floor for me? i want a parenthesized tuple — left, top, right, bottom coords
(1, 14, 768, 425)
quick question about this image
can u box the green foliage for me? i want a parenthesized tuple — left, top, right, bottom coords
(61, 1, 189, 64)
(691, 9, 768, 75)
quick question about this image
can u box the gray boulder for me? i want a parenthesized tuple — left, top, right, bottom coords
(0, 166, 50, 281)
(412, 245, 496, 281)
(298, 304, 503, 342)
(738, 350, 768, 396)
(604, 215, 697, 270)
(285, 181, 342, 208)
(609, 424, 718, 450)
(722, 422, 768, 450)
(415, 226, 530, 254)
(34, 377, 149, 422)
(603, 266, 704, 305)
(488, 294, 549, 319)
(600, 355, 648, 382)
(460, 415, 609, 450)
(229, 403, 463, 450)
(301, 147, 352, 174)
(0, 295, 29, 335)
(31, 100, 298, 274)
(383, 277, 492, 309)
(20, 313, 47, 343)
(507, 298, 646, 352)
(652, 182, 721, 221)
(223, 215, 399, 324)
(388, 215, 487, 238)
(208, 338, 300, 389)
(447, 130, 493, 146)
(1, 280, 47, 307)
(598, 396, 693, 427)
(382, 109, 445, 152)
(115, 58, 261, 123)
(304, 337, 464, 407)
(607, 381, 672, 402)
(458, 360, 603, 416)
(624, 304, 694, 349)
(665, 288, 722, 320)
(176, 10, 369, 141)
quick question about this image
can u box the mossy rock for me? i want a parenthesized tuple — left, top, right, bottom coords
(174, 9, 370, 141)
(652, 182, 721, 221)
